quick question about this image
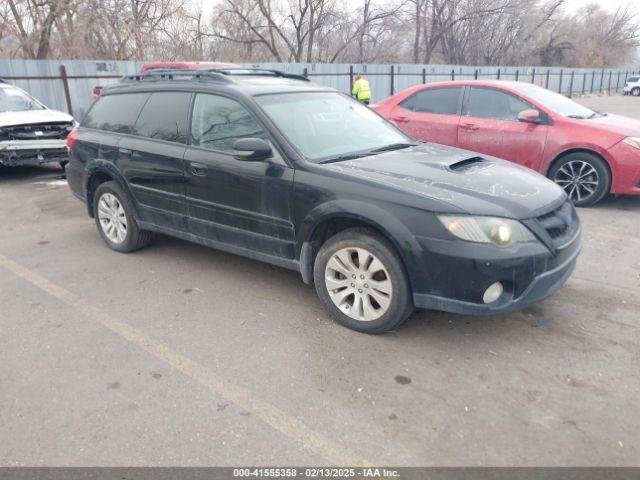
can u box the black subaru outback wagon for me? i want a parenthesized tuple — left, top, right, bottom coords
(66, 68, 581, 333)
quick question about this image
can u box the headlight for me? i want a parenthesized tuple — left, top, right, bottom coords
(437, 215, 536, 247)
(622, 137, 640, 149)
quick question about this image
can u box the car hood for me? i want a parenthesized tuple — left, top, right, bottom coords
(572, 113, 640, 137)
(323, 143, 565, 219)
(0, 109, 74, 128)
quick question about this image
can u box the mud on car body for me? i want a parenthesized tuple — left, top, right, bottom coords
(65, 68, 581, 333)
(0, 81, 75, 168)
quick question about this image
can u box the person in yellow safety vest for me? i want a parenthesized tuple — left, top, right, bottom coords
(352, 74, 372, 105)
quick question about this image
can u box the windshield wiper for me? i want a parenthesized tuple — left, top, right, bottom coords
(318, 142, 418, 164)
(319, 152, 374, 164)
(369, 142, 417, 153)
(568, 114, 586, 119)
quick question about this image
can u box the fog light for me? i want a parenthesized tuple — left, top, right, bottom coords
(483, 282, 504, 304)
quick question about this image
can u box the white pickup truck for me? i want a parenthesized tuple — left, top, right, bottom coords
(622, 76, 640, 96)
(0, 81, 75, 168)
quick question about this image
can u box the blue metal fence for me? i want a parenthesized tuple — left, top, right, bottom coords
(1, 59, 636, 120)
(250, 63, 639, 103)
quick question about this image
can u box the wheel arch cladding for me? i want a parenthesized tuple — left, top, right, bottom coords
(298, 200, 422, 286)
(85, 161, 136, 218)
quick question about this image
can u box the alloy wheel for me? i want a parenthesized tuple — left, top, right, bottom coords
(324, 247, 393, 321)
(97, 193, 128, 244)
(553, 160, 600, 204)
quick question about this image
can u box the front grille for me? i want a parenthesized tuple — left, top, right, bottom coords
(535, 200, 578, 245)
(0, 122, 73, 141)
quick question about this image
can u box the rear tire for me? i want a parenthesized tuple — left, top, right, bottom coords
(632, 87, 640, 97)
(93, 181, 153, 252)
(548, 152, 610, 207)
(313, 228, 413, 333)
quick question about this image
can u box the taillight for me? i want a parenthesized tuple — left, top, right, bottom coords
(92, 86, 102, 100)
(66, 127, 79, 149)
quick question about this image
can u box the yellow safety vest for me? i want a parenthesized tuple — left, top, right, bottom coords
(352, 78, 372, 102)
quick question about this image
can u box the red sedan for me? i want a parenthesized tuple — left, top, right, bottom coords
(372, 80, 640, 206)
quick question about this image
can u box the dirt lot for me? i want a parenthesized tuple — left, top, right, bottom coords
(0, 94, 639, 467)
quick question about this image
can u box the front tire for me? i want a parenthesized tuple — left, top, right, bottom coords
(548, 152, 610, 207)
(313, 228, 413, 333)
(93, 181, 153, 252)
(632, 87, 640, 97)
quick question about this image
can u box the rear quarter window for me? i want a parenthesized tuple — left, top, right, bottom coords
(82, 93, 149, 134)
(628, 77, 639, 83)
(399, 87, 462, 115)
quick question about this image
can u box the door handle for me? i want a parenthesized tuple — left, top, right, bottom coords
(461, 123, 480, 131)
(189, 162, 207, 176)
(118, 147, 132, 155)
(391, 116, 409, 123)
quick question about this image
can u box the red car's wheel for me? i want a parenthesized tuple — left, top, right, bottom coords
(549, 152, 610, 207)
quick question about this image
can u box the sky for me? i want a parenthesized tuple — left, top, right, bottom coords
(563, 0, 638, 14)
(196, 0, 639, 15)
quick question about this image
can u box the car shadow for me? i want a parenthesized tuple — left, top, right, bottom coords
(146, 233, 553, 343)
(584, 194, 640, 211)
(0, 164, 66, 183)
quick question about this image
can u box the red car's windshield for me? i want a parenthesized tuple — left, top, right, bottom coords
(512, 84, 596, 119)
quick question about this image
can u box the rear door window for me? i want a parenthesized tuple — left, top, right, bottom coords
(399, 87, 462, 115)
(465, 87, 534, 121)
(628, 77, 639, 83)
(190, 93, 268, 153)
(82, 93, 149, 134)
(133, 92, 191, 144)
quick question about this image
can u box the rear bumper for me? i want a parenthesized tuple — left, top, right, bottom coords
(0, 139, 68, 166)
(65, 160, 86, 201)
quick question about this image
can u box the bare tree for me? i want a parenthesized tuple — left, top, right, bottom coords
(210, 0, 336, 62)
(0, 0, 637, 67)
(3, 0, 71, 59)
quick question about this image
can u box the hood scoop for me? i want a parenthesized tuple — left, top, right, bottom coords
(449, 156, 487, 171)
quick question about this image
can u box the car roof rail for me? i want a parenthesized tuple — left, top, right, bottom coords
(121, 69, 233, 84)
(207, 68, 310, 82)
(119, 67, 310, 85)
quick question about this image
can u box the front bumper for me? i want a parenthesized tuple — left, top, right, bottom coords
(411, 226, 581, 316)
(607, 140, 640, 195)
(0, 139, 68, 166)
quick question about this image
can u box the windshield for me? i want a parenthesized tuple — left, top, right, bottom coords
(0, 85, 45, 112)
(255, 92, 413, 162)
(512, 83, 596, 119)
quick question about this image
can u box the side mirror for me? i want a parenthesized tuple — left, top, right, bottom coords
(517, 109, 541, 124)
(233, 138, 272, 162)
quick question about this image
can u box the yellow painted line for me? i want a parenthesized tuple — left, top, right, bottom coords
(0, 253, 372, 467)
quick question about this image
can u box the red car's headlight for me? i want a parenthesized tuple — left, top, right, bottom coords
(622, 137, 640, 150)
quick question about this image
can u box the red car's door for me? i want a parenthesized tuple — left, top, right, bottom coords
(457, 86, 549, 170)
(389, 86, 463, 147)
